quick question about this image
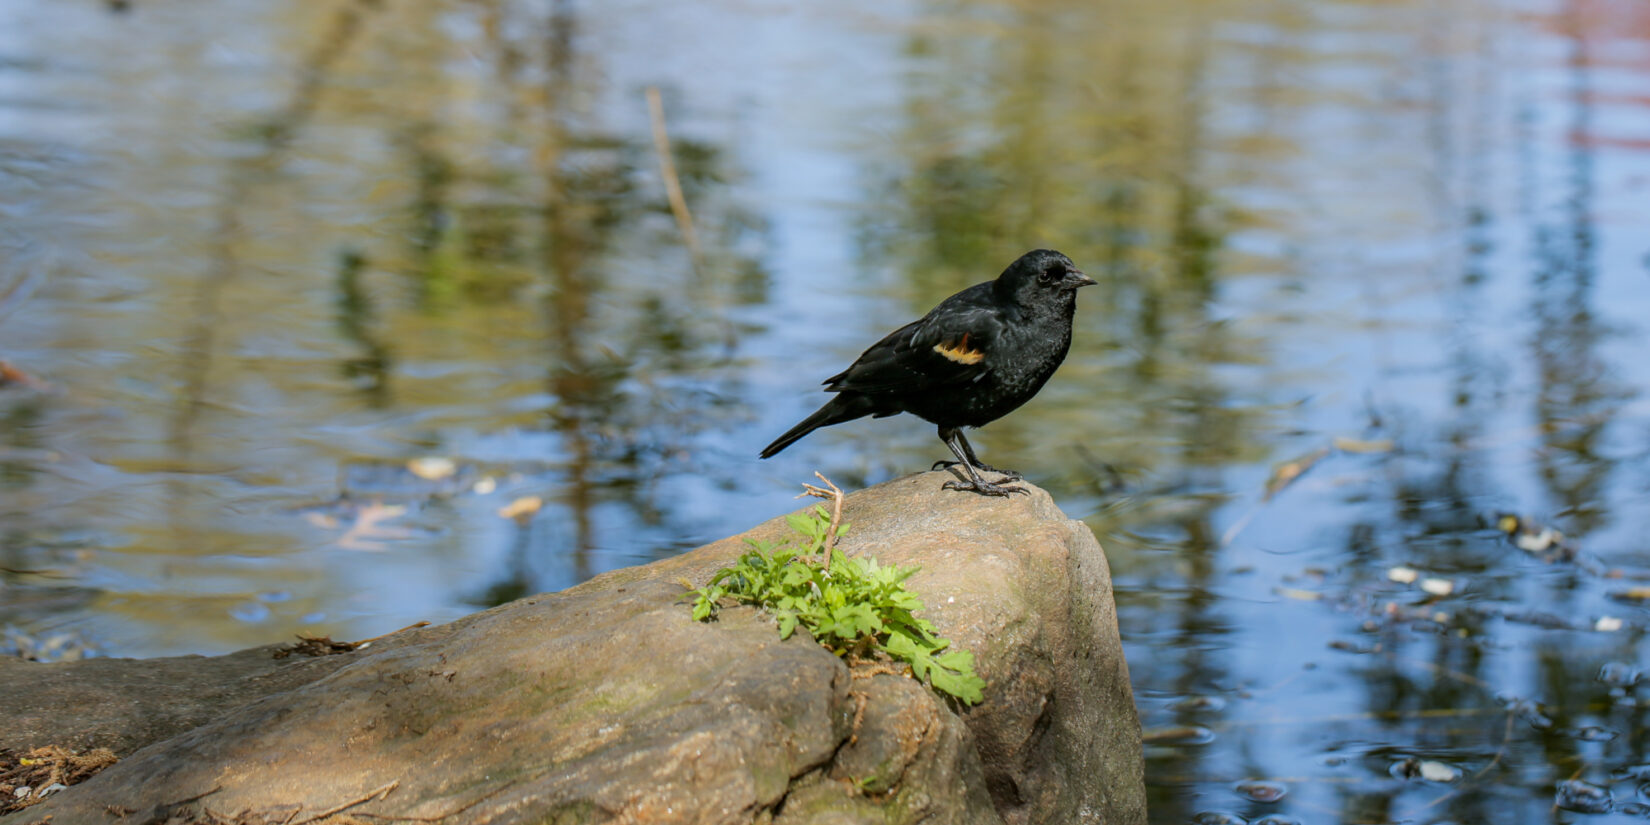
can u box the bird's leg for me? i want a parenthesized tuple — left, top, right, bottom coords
(954, 431, 1022, 480)
(929, 430, 1022, 481)
(936, 427, 1026, 497)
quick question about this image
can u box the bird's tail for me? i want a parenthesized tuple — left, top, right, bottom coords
(759, 394, 875, 459)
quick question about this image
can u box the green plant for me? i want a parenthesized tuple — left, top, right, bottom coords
(690, 504, 985, 705)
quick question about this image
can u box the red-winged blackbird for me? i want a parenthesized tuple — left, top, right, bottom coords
(760, 249, 1095, 496)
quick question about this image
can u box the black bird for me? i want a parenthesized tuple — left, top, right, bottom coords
(760, 249, 1095, 496)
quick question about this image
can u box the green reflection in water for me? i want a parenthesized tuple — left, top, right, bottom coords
(0, 0, 765, 653)
(2, 0, 1650, 822)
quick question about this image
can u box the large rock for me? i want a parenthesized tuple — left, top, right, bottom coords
(0, 643, 355, 757)
(2, 472, 1144, 825)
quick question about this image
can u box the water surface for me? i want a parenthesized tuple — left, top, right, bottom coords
(3, 1, 1650, 822)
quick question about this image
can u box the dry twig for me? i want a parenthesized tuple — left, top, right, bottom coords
(290, 781, 398, 825)
(797, 472, 846, 569)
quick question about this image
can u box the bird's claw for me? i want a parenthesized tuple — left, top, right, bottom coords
(942, 479, 1029, 497)
(931, 460, 1022, 481)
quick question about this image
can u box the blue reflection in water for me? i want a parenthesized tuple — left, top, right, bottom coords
(0, 1, 1649, 823)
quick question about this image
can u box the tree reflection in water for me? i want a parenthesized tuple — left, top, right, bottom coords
(1, 0, 1649, 821)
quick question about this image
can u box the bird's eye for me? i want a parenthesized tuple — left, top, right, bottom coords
(1039, 267, 1062, 284)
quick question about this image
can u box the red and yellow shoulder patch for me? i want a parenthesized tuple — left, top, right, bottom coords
(933, 332, 985, 365)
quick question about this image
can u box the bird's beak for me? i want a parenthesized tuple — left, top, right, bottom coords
(1062, 270, 1097, 290)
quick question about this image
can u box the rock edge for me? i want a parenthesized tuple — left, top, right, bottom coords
(1, 472, 1144, 825)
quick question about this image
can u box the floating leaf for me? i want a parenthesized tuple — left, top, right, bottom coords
(1419, 578, 1455, 596)
(497, 495, 543, 522)
(1390, 757, 1460, 782)
(1264, 447, 1331, 500)
(1418, 760, 1460, 783)
(1572, 725, 1619, 742)
(1555, 779, 1612, 814)
(1598, 661, 1640, 687)
(407, 456, 457, 481)
(1275, 587, 1323, 601)
(1388, 566, 1419, 584)
(1234, 779, 1288, 802)
(1609, 587, 1650, 604)
(0, 360, 49, 390)
(335, 502, 414, 551)
(1331, 436, 1394, 454)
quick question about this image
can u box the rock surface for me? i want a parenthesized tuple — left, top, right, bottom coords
(0, 643, 354, 757)
(1, 472, 1144, 825)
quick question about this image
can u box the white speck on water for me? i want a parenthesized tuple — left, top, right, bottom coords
(1418, 760, 1460, 782)
(1419, 578, 1454, 596)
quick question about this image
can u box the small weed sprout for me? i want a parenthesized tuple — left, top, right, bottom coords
(690, 492, 985, 705)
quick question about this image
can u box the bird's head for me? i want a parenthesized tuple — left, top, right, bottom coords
(996, 249, 1095, 306)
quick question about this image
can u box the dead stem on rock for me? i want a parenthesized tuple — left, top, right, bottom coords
(846, 661, 913, 746)
(797, 472, 846, 570)
(288, 781, 398, 825)
(848, 691, 869, 746)
(348, 777, 525, 822)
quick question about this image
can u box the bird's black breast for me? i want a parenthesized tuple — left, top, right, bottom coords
(896, 301, 1075, 428)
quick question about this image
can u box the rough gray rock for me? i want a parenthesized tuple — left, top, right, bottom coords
(1, 472, 1144, 825)
(0, 643, 354, 756)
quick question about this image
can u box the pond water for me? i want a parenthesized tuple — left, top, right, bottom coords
(3, 1, 1650, 822)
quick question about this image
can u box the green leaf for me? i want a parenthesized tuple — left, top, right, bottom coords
(885, 632, 919, 659)
(786, 513, 818, 538)
(687, 493, 985, 705)
(929, 667, 986, 705)
(691, 589, 717, 622)
(833, 603, 882, 637)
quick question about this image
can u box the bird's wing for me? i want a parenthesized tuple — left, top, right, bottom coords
(824, 303, 1004, 394)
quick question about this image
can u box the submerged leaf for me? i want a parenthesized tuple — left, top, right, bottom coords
(1264, 447, 1331, 500)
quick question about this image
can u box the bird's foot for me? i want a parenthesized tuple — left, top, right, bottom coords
(941, 478, 1028, 497)
(930, 460, 1022, 481)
